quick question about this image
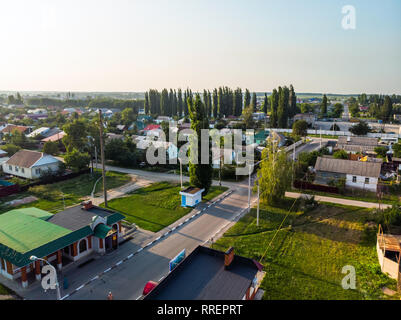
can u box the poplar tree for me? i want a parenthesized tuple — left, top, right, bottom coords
(270, 89, 279, 128)
(178, 89, 183, 117)
(212, 88, 218, 118)
(244, 89, 251, 109)
(188, 94, 213, 195)
(262, 93, 268, 114)
(144, 92, 149, 115)
(321, 94, 328, 117)
(289, 85, 297, 118)
(251, 92, 257, 112)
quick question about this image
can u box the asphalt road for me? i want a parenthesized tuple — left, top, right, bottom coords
(67, 179, 252, 300)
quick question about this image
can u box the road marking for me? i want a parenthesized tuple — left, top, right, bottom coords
(60, 188, 237, 300)
(164, 232, 169, 236)
(76, 284, 85, 291)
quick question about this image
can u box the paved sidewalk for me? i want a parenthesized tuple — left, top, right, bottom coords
(285, 191, 392, 209)
(90, 175, 153, 206)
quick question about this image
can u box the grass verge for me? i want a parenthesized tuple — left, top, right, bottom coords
(101, 182, 229, 232)
(212, 200, 399, 300)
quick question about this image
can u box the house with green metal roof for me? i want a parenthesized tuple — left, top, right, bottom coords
(0, 201, 125, 288)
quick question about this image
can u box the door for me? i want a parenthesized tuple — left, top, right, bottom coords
(181, 195, 186, 207)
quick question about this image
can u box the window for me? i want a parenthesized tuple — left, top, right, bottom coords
(352, 176, 357, 183)
(365, 177, 369, 184)
(79, 239, 87, 254)
(8, 165, 12, 171)
(21, 168, 24, 173)
(15, 166, 18, 172)
(35, 168, 41, 175)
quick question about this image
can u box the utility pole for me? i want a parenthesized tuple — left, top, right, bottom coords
(320, 126, 322, 149)
(256, 181, 260, 226)
(248, 160, 251, 212)
(99, 110, 107, 207)
(219, 154, 222, 187)
(179, 158, 183, 189)
(94, 146, 98, 170)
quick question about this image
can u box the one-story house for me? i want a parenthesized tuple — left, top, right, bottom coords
(314, 156, 381, 192)
(2, 149, 62, 179)
(0, 202, 125, 288)
(336, 136, 379, 154)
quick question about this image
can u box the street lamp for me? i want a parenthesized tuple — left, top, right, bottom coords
(30, 255, 61, 300)
(178, 157, 183, 190)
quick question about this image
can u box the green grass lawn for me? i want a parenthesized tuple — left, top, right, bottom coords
(0, 169, 131, 214)
(101, 182, 229, 232)
(291, 187, 399, 205)
(212, 200, 399, 300)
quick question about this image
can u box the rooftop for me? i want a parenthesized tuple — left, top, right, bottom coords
(144, 246, 262, 300)
(47, 204, 124, 231)
(5, 149, 44, 168)
(315, 157, 382, 178)
(0, 208, 71, 255)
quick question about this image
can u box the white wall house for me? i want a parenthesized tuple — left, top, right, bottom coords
(314, 157, 381, 192)
(345, 174, 378, 192)
(2, 149, 62, 179)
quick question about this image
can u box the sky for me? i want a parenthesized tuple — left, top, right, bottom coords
(0, 0, 400, 94)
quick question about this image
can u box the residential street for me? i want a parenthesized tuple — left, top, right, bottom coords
(6, 165, 390, 300)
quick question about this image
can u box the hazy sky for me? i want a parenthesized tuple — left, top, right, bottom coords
(0, 0, 400, 94)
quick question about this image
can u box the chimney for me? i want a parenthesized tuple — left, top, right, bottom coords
(224, 247, 235, 269)
(82, 200, 93, 210)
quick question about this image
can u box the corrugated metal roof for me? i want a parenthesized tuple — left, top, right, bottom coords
(5, 150, 43, 168)
(315, 157, 381, 178)
(0, 209, 71, 255)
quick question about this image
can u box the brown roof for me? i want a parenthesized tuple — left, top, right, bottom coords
(1, 124, 29, 134)
(315, 157, 381, 178)
(5, 150, 43, 168)
(181, 187, 203, 194)
(41, 131, 66, 142)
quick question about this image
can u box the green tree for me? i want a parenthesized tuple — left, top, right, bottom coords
(251, 92, 257, 112)
(349, 103, 360, 117)
(1, 144, 21, 156)
(188, 94, 213, 195)
(349, 121, 371, 136)
(292, 120, 308, 137)
(256, 142, 292, 205)
(64, 149, 90, 172)
(62, 119, 88, 152)
(393, 143, 401, 158)
(270, 89, 279, 128)
(105, 138, 136, 166)
(374, 146, 388, 158)
(242, 106, 255, 129)
(333, 149, 348, 159)
(262, 93, 269, 114)
(320, 94, 328, 117)
(332, 103, 344, 118)
(121, 107, 135, 125)
(244, 89, 251, 109)
(43, 141, 59, 155)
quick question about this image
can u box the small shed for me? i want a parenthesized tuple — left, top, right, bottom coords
(179, 187, 204, 207)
